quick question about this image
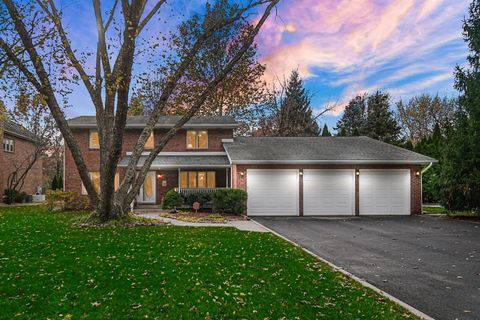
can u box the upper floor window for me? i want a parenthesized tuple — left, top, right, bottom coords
(145, 132, 154, 149)
(186, 130, 208, 149)
(89, 130, 100, 149)
(3, 138, 14, 152)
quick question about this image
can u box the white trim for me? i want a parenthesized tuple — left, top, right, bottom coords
(231, 159, 437, 165)
(125, 151, 227, 156)
(250, 219, 434, 320)
(69, 124, 239, 129)
(118, 164, 231, 169)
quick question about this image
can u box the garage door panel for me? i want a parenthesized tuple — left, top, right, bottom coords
(304, 170, 355, 216)
(247, 169, 299, 216)
(359, 170, 410, 215)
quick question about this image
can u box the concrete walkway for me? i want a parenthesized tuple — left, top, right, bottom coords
(137, 212, 268, 232)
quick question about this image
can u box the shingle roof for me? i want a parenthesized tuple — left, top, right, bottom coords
(223, 136, 437, 164)
(3, 120, 38, 142)
(67, 115, 239, 128)
(118, 154, 230, 168)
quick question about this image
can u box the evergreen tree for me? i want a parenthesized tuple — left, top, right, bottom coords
(335, 94, 367, 136)
(364, 91, 401, 144)
(321, 124, 332, 136)
(337, 127, 347, 136)
(275, 70, 320, 136)
(440, 0, 480, 210)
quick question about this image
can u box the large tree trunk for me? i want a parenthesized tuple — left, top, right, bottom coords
(1, 0, 279, 223)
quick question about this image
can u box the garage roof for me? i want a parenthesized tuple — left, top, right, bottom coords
(223, 136, 437, 164)
(118, 154, 231, 168)
(67, 115, 239, 129)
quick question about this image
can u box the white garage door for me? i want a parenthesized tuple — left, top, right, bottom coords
(359, 170, 411, 215)
(247, 169, 299, 216)
(304, 169, 355, 216)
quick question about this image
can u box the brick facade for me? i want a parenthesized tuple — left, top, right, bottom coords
(64, 124, 424, 214)
(64, 128, 233, 197)
(1, 131, 43, 196)
(232, 163, 422, 215)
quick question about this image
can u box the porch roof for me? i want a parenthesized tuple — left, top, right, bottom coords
(118, 154, 230, 169)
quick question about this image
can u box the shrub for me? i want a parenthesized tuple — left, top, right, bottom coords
(3, 189, 27, 204)
(46, 190, 91, 211)
(212, 189, 247, 215)
(184, 192, 213, 208)
(51, 175, 64, 190)
(162, 190, 183, 211)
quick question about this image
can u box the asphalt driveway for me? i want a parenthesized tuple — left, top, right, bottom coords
(254, 215, 480, 320)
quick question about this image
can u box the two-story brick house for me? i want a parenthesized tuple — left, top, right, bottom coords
(65, 115, 436, 216)
(1, 120, 43, 197)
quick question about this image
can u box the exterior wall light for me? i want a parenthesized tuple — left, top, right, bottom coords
(239, 172, 244, 176)
(157, 174, 163, 179)
(356, 171, 360, 176)
(415, 171, 421, 177)
(299, 171, 303, 176)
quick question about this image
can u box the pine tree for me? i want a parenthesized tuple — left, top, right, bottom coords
(337, 128, 347, 137)
(335, 94, 367, 136)
(321, 124, 332, 137)
(440, 0, 480, 210)
(364, 91, 401, 143)
(276, 70, 320, 136)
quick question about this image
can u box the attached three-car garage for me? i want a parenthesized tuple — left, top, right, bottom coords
(224, 136, 436, 217)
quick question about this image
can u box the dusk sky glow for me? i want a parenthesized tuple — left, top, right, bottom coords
(61, 0, 469, 130)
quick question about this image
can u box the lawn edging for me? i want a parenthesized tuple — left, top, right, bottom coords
(250, 219, 435, 320)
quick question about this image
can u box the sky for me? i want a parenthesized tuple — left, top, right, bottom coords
(60, 0, 470, 131)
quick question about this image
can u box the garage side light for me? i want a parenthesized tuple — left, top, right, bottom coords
(299, 171, 303, 176)
(239, 172, 244, 176)
(415, 171, 421, 177)
(356, 171, 360, 176)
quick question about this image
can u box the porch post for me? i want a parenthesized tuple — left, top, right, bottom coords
(177, 168, 181, 191)
(226, 168, 229, 188)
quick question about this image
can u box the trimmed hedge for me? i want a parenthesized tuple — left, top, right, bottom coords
(184, 192, 213, 208)
(162, 190, 184, 211)
(212, 189, 247, 215)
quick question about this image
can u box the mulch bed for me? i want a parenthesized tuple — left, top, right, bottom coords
(160, 211, 247, 223)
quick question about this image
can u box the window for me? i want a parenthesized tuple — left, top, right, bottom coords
(89, 130, 100, 149)
(3, 138, 14, 152)
(186, 130, 208, 149)
(179, 171, 216, 189)
(145, 132, 154, 149)
(11, 172, 17, 184)
(82, 172, 119, 195)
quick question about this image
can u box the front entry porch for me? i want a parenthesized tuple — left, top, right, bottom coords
(136, 168, 231, 206)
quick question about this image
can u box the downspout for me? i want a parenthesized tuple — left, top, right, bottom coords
(421, 162, 434, 174)
(420, 162, 434, 212)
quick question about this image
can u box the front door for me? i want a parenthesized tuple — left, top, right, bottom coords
(137, 172, 156, 204)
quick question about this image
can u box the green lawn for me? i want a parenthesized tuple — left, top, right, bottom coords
(423, 206, 480, 216)
(0, 206, 417, 319)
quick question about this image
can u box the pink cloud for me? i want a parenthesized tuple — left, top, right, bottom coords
(258, 0, 465, 90)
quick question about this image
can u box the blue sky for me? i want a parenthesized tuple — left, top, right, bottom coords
(60, 0, 469, 131)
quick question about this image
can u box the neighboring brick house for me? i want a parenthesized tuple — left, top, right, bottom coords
(65, 116, 436, 216)
(0, 120, 43, 196)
